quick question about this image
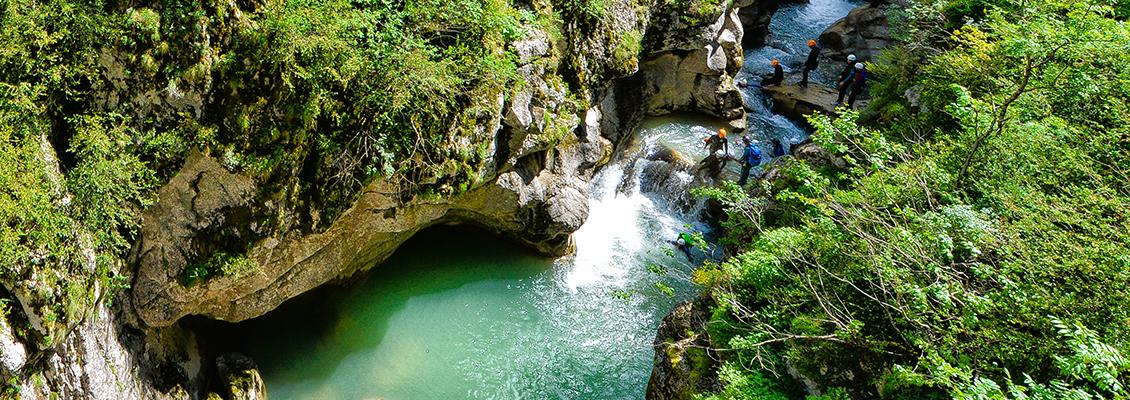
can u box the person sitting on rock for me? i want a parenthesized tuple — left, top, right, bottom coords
(799, 39, 821, 87)
(771, 138, 788, 158)
(837, 54, 857, 89)
(737, 136, 762, 186)
(760, 59, 784, 86)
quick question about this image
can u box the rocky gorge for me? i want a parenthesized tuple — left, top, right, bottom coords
(2, 0, 767, 398)
(0, 0, 903, 396)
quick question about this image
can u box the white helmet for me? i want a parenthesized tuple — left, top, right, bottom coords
(855, 63, 864, 70)
(714, 150, 725, 158)
(847, 54, 857, 62)
(676, 238, 686, 246)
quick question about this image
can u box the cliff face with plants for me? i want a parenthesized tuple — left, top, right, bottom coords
(0, 0, 765, 397)
(653, 0, 1130, 399)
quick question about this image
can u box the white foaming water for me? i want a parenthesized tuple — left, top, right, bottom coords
(560, 160, 690, 292)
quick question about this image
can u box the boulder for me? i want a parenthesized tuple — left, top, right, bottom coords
(819, 2, 896, 62)
(215, 353, 267, 400)
(793, 140, 848, 171)
(635, 0, 749, 130)
(646, 297, 720, 400)
(760, 82, 840, 124)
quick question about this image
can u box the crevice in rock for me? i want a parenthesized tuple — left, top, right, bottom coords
(493, 124, 513, 173)
(513, 149, 548, 184)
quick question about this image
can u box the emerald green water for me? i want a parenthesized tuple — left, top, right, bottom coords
(209, 127, 724, 398)
(200, 0, 866, 391)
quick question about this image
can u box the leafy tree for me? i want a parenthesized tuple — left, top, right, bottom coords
(694, 0, 1130, 398)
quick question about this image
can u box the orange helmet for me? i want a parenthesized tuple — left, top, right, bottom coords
(807, 39, 817, 47)
(718, 128, 727, 138)
(771, 59, 780, 66)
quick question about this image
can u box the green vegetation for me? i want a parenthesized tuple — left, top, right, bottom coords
(693, 0, 1130, 398)
(666, 0, 726, 25)
(0, 0, 656, 369)
(181, 252, 254, 286)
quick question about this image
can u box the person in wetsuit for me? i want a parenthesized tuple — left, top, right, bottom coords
(737, 136, 762, 186)
(799, 40, 821, 87)
(761, 59, 784, 86)
(771, 138, 787, 158)
(673, 232, 695, 261)
(836, 54, 857, 91)
(846, 63, 868, 108)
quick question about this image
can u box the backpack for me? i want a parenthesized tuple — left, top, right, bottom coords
(745, 144, 762, 165)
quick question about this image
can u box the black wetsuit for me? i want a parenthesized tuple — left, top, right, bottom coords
(800, 45, 821, 86)
(837, 61, 854, 87)
(761, 64, 784, 86)
(772, 140, 787, 157)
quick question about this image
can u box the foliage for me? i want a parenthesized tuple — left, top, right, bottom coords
(181, 252, 254, 286)
(696, 0, 1130, 398)
(0, 0, 595, 369)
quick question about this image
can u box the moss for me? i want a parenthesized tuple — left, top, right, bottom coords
(610, 29, 643, 75)
(180, 251, 255, 286)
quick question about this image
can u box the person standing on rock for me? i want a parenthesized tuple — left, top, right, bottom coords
(837, 54, 857, 88)
(799, 39, 821, 87)
(761, 59, 784, 86)
(837, 63, 868, 107)
(846, 63, 868, 108)
(737, 136, 762, 186)
(699, 128, 731, 181)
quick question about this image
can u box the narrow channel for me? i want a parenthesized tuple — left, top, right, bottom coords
(196, 1, 863, 398)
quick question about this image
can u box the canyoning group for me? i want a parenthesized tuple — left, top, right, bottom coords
(701, 38, 870, 185)
(679, 37, 872, 252)
(762, 39, 869, 108)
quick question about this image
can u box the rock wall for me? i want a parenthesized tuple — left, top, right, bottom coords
(630, 0, 750, 133)
(13, 302, 202, 400)
(819, 0, 898, 62)
(129, 0, 759, 327)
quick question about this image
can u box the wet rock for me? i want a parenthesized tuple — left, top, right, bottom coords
(646, 297, 720, 400)
(819, 2, 896, 62)
(215, 353, 267, 400)
(639, 146, 698, 211)
(635, 0, 748, 130)
(760, 82, 867, 125)
(737, 0, 781, 48)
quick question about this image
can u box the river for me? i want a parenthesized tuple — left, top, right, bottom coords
(198, 1, 862, 398)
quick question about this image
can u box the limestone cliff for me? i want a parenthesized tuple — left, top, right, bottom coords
(130, 0, 755, 327)
(2, 0, 763, 399)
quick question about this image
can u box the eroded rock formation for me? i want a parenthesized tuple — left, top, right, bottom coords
(129, 0, 761, 328)
(819, 0, 897, 62)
